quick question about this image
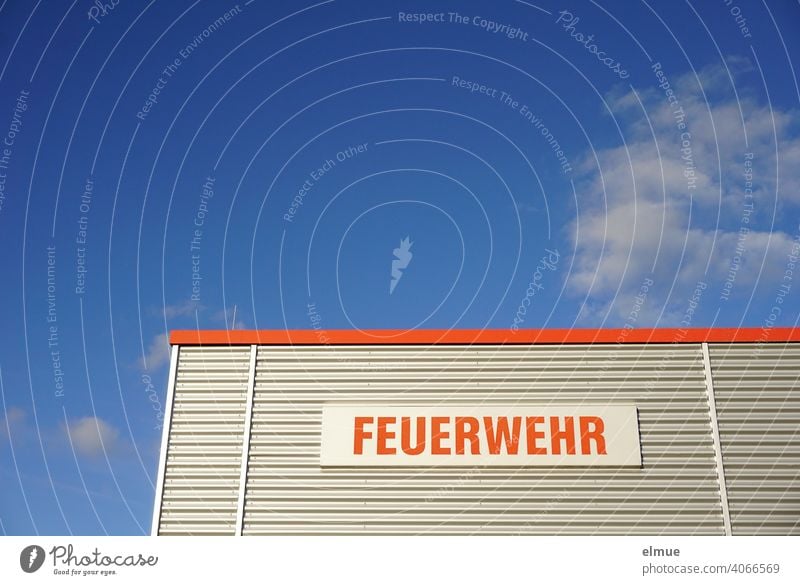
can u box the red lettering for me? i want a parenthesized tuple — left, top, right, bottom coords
(525, 416, 547, 454)
(430, 416, 450, 454)
(579, 416, 607, 455)
(353, 416, 373, 454)
(401, 416, 426, 455)
(550, 416, 576, 455)
(454, 417, 480, 454)
(484, 416, 521, 455)
(354, 413, 604, 458)
(376, 416, 396, 454)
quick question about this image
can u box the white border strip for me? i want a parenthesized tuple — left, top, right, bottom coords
(151, 345, 180, 536)
(235, 345, 258, 536)
(702, 342, 732, 536)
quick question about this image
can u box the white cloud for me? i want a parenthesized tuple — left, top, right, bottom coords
(211, 306, 247, 329)
(64, 417, 121, 458)
(139, 304, 245, 372)
(152, 302, 244, 327)
(159, 300, 201, 319)
(0, 407, 26, 442)
(140, 333, 171, 370)
(567, 58, 800, 323)
(2, 409, 130, 460)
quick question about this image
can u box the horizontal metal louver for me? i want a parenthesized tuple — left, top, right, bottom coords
(242, 344, 724, 535)
(708, 343, 800, 535)
(157, 346, 251, 535)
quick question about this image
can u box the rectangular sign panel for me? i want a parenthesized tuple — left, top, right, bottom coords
(320, 404, 641, 467)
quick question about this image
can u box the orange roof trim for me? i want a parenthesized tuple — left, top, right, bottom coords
(170, 327, 800, 346)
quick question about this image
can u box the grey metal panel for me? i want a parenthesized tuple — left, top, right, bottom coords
(701, 343, 732, 535)
(708, 343, 800, 535)
(157, 346, 251, 536)
(151, 346, 179, 535)
(235, 346, 258, 535)
(243, 344, 723, 535)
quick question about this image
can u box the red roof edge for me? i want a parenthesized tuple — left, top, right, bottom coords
(170, 327, 800, 346)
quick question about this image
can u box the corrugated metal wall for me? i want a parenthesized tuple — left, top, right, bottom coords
(155, 341, 800, 535)
(243, 344, 724, 535)
(156, 346, 251, 535)
(708, 343, 800, 535)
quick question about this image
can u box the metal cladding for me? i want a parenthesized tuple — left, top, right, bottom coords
(156, 346, 251, 536)
(708, 343, 800, 535)
(153, 329, 800, 536)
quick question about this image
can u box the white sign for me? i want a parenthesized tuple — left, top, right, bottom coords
(320, 404, 641, 467)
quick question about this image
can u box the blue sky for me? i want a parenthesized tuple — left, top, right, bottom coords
(0, 0, 799, 535)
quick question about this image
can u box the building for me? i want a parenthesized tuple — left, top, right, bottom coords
(152, 328, 800, 535)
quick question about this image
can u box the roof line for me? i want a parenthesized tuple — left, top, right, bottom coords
(170, 327, 800, 346)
